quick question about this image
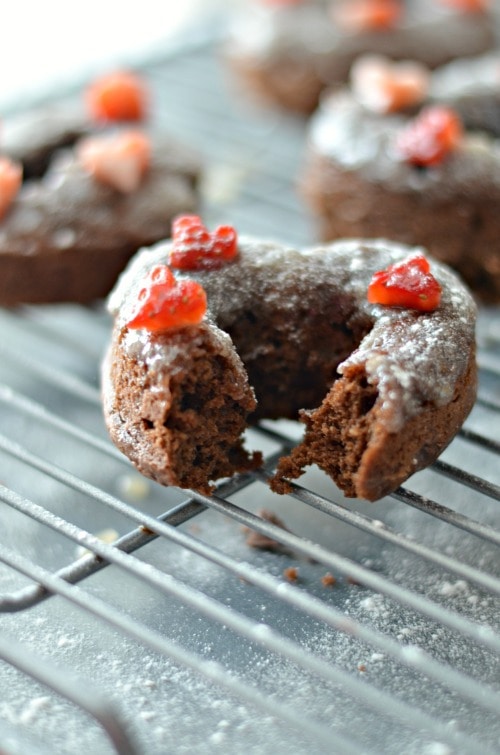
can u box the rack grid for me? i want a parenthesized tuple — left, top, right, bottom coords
(0, 33, 499, 755)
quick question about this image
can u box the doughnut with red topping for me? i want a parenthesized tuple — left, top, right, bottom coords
(301, 52, 500, 302)
(103, 223, 476, 500)
(225, 0, 494, 114)
(0, 72, 201, 305)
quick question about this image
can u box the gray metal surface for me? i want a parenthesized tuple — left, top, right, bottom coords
(0, 36, 499, 755)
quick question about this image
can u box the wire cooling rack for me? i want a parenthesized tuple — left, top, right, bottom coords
(0, 32, 500, 755)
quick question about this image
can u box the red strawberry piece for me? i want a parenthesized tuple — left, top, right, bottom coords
(395, 106, 463, 167)
(78, 131, 151, 193)
(126, 264, 207, 332)
(172, 214, 204, 236)
(350, 55, 430, 114)
(86, 70, 148, 123)
(0, 156, 23, 220)
(170, 215, 238, 270)
(367, 254, 442, 311)
(211, 225, 238, 259)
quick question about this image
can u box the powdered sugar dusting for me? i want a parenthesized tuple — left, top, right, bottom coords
(334, 239, 475, 430)
(308, 92, 500, 197)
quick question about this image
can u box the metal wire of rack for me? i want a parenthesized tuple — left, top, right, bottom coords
(0, 32, 499, 755)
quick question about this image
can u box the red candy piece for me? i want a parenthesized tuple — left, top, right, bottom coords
(126, 264, 207, 332)
(86, 70, 148, 123)
(395, 106, 463, 167)
(0, 156, 22, 220)
(367, 254, 442, 312)
(332, 0, 402, 32)
(170, 215, 238, 270)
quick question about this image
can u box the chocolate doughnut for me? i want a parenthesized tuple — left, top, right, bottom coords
(0, 72, 201, 305)
(103, 230, 476, 500)
(226, 0, 494, 114)
(301, 52, 500, 301)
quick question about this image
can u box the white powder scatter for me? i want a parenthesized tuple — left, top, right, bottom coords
(209, 730, 226, 745)
(360, 594, 386, 614)
(18, 696, 51, 725)
(57, 635, 74, 648)
(138, 711, 156, 722)
(438, 580, 469, 598)
(360, 596, 379, 612)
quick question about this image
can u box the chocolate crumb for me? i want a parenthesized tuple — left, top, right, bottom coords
(321, 572, 337, 587)
(243, 509, 292, 554)
(283, 566, 299, 582)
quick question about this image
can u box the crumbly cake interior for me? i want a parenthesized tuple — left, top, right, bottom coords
(106, 323, 261, 493)
(272, 351, 477, 500)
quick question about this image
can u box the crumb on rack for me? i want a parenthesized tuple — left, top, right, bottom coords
(116, 473, 150, 500)
(242, 509, 292, 554)
(283, 566, 299, 582)
(321, 572, 337, 587)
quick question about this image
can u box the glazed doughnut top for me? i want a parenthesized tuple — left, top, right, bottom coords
(105, 235, 477, 498)
(109, 237, 475, 422)
(307, 91, 500, 198)
(109, 237, 475, 414)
